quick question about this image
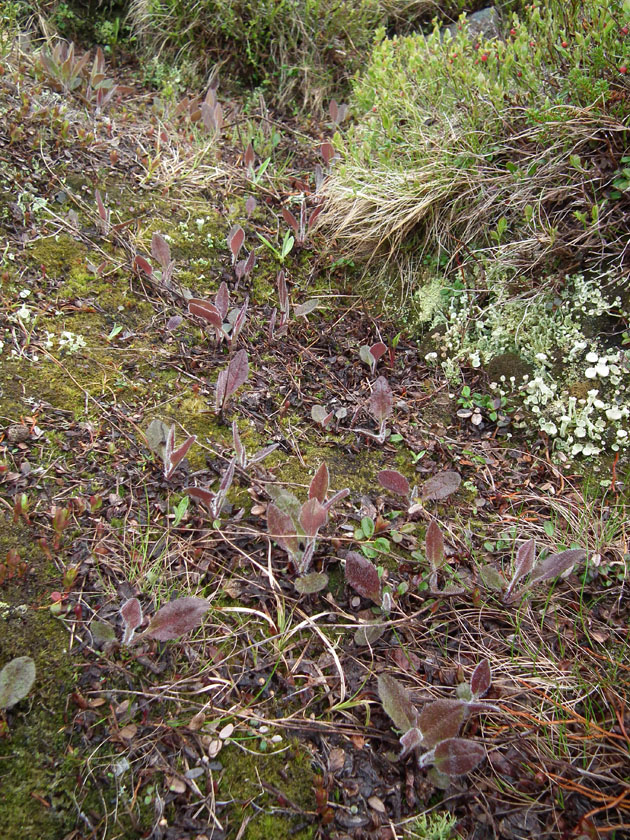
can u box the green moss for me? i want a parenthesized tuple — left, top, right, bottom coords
(219, 741, 316, 840)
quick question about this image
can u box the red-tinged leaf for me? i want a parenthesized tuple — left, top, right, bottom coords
(308, 205, 323, 229)
(245, 196, 257, 217)
(421, 470, 461, 501)
(299, 497, 327, 538)
(338, 103, 348, 122)
(369, 342, 387, 363)
(244, 248, 256, 276)
(215, 281, 229, 319)
(329, 99, 338, 123)
(470, 659, 491, 699)
(514, 538, 536, 582)
(219, 457, 235, 494)
(224, 349, 249, 399)
(121, 597, 142, 644)
(320, 140, 335, 166)
(134, 254, 153, 277)
(249, 443, 279, 465)
(369, 376, 393, 425)
(277, 270, 288, 312)
(399, 727, 424, 758)
(166, 315, 182, 330)
(324, 487, 349, 512)
(185, 487, 216, 510)
(294, 298, 320, 318)
(227, 224, 245, 264)
(143, 597, 210, 641)
(215, 368, 228, 411)
(345, 551, 380, 602)
(230, 296, 248, 346)
(282, 207, 299, 235)
(95, 188, 107, 222)
(425, 520, 445, 571)
(244, 142, 255, 168)
(188, 299, 223, 330)
(418, 699, 468, 748)
(294, 572, 328, 594)
(151, 232, 171, 268)
(433, 738, 485, 776)
(267, 503, 299, 557)
(529, 548, 586, 585)
(309, 462, 329, 502)
(168, 435, 196, 475)
(232, 420, 246, 466)
(165, 424, 176, 461)
(377, 674, 418, 733)
(378, 469, 410, 497)
(213, 101, 223, 132)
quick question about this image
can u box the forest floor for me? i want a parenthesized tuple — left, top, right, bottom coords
(1, 33, 629, 840)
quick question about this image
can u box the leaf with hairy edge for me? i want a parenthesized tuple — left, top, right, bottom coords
(166, 435, 196, 478)
(267, 503, 300, 558)
(244, 142, 255, 168)
(188, 299, 224, 332)
(359, 345, 373, 367)
(370, 342, 387, 364)
(299, 498, 327, 537)
(223, 349, 249, 401)
(418, 699, 468, 748)
(282, 208, 299, 236)
(0, 656, 36, 709)
(120, 597, 143, 645)
(421, 470, 461, 501)
(249, 443, 278, 465)
(309, 462, 329, 503)
(320, 141, 335, 166)
(244, 249, 256, 276)
(369, 377, 393, 426)
(470, 659, 491, 699)
(294, 572, 328, 594)
(354, 622, 386, 646)
(227, 225, 245, 264)
(425, 520, 445, 571)
(433, 738, 485, 776)
(215, 282, 229, 319)
(294, 299, 320, 318)
(266, 486, 302, 524)
(308, 205, 323, 229)
(277, 270, 289, 313)
(218, 457, 236, 495)
(134, 254, 153, 276)
(378, 470, 410, 497)
(311, 405, 333, 427)
(399, 727, 424, 758)
(143, 597, 210, 641)
(529, 548, 586, 585)
(505, 539, 536, 600)
(345, 551, 380, 602)
(145, 418, 170, 456)
(232, 420, 246, 466)
(215, 368, 228, 412)
(245, 196, 257, 217)
(329, 99, 338, 123)
(95, 189, 108, 223)
(323, 487, 349, 512)
(230, 297, 248, 346)
(184, 487, 216, 510)
(377, 674, 418, 733)
(151, 232, 171, 268)
(479, 564, 504, 591)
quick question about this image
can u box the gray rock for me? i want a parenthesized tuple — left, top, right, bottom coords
(443, 6, 501, 42)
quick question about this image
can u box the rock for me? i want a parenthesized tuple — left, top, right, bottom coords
(6, 424, 29, 443)
(443, 7, 501, 42)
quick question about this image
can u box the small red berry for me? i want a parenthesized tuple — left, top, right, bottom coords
(530, 40, 536, 47)
(621, 26, 628, 35)
(481, 53, 488, 62)
(620, 66, 628, 74)
(517, 70, 523, 77)
(561, 40, 568, 48)
(372, 105, 377, 111)
(510, 28, 517, 36)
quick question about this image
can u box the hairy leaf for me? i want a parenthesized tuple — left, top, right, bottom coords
(294, 572, 328, 594)
(377, 674, 418, 733)
(232, 420, 246, 467)
(224, 349, 249, 400)
(215, 368, 228, 412)
(299, 497, 327, 538)
(267, 503, 300, 558)
(308, 204, 323, 229)
(120, 597, 143, 645)
(244, 248, 256, 276)
(529, 548, 586, 585)
(359, 345, 373, 367)
(354, 622, 386, 646)
(227, 224, 245, 264)
(134, 254, 153, 276)
(0, 656, 36, 709)
(294, 299, 320, 318)
(309, 462, 329, 503)
(425, 520, 445, 571)
(369, 342, 387, 364)
(282, 207, 299, 236)
(184, 486, 216, 510)
(151, 232, 171, 268)
(245, 196, 257, 217)
(266, 487, 302, 524)
(345, 551, 380, 602)
(166, 435, 196, 479)
(421, 471, 461, 501)
(369, 376, 393, 426)
(378, 469, 410, 497)
(244, 142, 255, 168)
(320, 140, 335, 166)
(215, 281, 229, 320)
(479, 564, 504, 591)
(277, 270, 289, 314)
(144, 597, 210, 641)
(323, 487, 349, 512)
(249, 443, 279, 465)
(230, 296, 249, 346)
(311, 404, 333, 427)
(418, 699, 468, 748)
(433, 738, 485, 776)
(470, 659, 492, 699)
(188, 299, 224, 332)
(145, 418, 170, 456)
(399, 726, 424, 758)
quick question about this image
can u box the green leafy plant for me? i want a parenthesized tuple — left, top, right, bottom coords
(258, 229, 295, 264)
(353, 515, 391, 559)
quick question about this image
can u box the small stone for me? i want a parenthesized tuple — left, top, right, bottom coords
(6, 424, 29, 443)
